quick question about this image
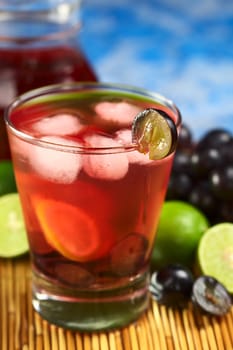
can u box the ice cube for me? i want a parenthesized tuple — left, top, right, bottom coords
(115, 129, 132, 145)
(115, 129, 150, 164)
(32, 113, 82, 136)
(83, 135, 129, 180)
(95, 101, 142, 126)
(30, 136, 83, 184)
(9, 135, 31, 161)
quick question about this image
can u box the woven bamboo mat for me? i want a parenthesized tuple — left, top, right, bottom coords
(0, 257, 233, 350)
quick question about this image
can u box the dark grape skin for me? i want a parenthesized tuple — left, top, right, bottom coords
(196, 128, 233, 151)
(190, 148, 223, 178)
(172, 151, 192, 174)
(188, 182, 216, 218)
(110, 232, 148, 276)
(167, 173, 193, 200)
(177, 123, 193, 151)
(209, 165, 233, 200)
(167, 123, 233, 225)
(150, 264, 194, 308)
(220, 138, 233, 163)
(220, 201, 233, 221)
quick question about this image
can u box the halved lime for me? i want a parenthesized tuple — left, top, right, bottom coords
(197, 223, 233, 293)
(132, 108, 178, 160)
(0, 193, 29, 258)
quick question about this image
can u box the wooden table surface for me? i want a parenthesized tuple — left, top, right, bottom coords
(0, 257, 233, 350)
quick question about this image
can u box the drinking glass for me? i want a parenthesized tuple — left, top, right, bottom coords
(5, 82, 181, 331)
(0, 0, 97, 159)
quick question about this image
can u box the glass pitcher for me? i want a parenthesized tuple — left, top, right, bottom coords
(0, 0, 97, 159)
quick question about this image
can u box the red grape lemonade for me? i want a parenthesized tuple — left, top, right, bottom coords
(5, 83, 181, 331)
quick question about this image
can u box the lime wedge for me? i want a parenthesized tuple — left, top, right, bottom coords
(197, 223, 233, 293)
(132, 108, 178, 160)
(0, 193, 29, 258)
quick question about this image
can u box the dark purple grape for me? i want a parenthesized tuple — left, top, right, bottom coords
(150, 264, 194, 308)
(54, 262, 94, 287)
(190, 148, 223, 178)
(172, 151, 192, 174)
(197, 128, 232, 151)
(192, 276, 232, 316)
(220, 201, 233, 221)
(168, 124, 233, 224)
(167, 173, 193, 200)
(177, 123, 193, 151)
(188, 182, 216, 217)
(110, 233, 148, 276)
(34, 254, 95, 287)
(220, 137, 233, 163)
(209, 165, 233, 200)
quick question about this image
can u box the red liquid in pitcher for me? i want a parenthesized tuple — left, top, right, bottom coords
(0, 46, 97, 159)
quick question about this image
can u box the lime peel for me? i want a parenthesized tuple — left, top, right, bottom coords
(0, 160, 17, 195)
(151, 200, 209, 268)
(0, 193, 29, 258)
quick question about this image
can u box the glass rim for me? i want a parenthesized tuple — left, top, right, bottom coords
(5, 82, 182, 155)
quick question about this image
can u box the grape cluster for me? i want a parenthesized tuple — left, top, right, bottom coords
(167, 125, 233, 224)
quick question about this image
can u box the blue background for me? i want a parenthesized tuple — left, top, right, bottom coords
(79, 0, 233, 140)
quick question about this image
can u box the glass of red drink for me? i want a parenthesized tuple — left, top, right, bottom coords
(5, 82, 181, 331)
(0, 0, 97, 160)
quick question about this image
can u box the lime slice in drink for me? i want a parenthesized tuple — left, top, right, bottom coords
(132, 108, 178, 160)
(197, 223, 233, 293)
(0, 193, 29, 257)
(34, 198, 103, 262)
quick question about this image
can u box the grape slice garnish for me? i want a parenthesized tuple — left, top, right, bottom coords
(132, 108, 178, 160)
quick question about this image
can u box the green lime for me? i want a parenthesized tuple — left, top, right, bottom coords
(0, 160, 17, 195)
(0, 193, 29, 258)
(151, 200, 209, 269)
(197, 223, 233, 293)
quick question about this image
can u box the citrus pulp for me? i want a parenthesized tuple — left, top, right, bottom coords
(197, 223, 233, 293)
(0, 193, 29, 257)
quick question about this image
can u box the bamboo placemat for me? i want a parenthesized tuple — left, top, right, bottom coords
(0, 257, 233, 350)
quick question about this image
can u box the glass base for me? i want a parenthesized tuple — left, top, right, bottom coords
(32, 270, 150, 332)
